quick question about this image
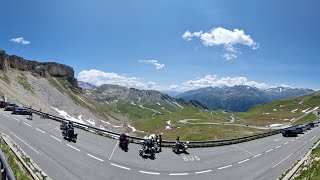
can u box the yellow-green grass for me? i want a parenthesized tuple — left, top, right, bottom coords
(293, 142, 320, 180)
(1, 142, 32, 180)
(293, 113, 317, 126)
(16, 73, 34, 94)
(235, 92, 320, 126)
(131, 107, 266, 140)
(139, 123, 268, 141)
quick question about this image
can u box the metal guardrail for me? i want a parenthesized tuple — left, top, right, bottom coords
(0, 139, 16, 180)
(26, 108, 283, 147)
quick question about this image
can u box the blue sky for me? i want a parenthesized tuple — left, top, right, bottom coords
(1, 0, 319, 91)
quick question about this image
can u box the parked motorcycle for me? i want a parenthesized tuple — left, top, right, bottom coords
(119, 134, 129, 151)
(172, 136, 188, 153)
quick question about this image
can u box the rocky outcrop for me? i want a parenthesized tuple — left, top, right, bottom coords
(0, 50, 79, 88)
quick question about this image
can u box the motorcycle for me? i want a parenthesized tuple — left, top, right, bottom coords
(139, 146, 156, 158)
(119, 134, 129, 151)
(139, 139, 156, 158)
(61, 121, 78, 143)
(172, 141, 188, 153)
(62, 128, 78, 142)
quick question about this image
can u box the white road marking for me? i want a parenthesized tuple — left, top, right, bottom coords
(253, 153, 262, 158)
(140, 171, 160, 175)
(195, 170, 212, 174)
(274, 138, 281, 141)
(169, 173, 188, 176)
(9, 132, 39, 154)
(233, 145, 255, 155)
(50, 135, 62, 142)
(67, 144, 80, 151)
(109, 141, 119, 160)
(218, 165, 232, 170)
(291, 139, 295, 142)
(296, 137, 299, 139)
(3, 114, 9, 117)
(36, 128, 45, 133)
(87, 154, 104, 162)
(272, 153, 293, 168)
(238, 159, 249, 164)
(275, 145, 281, 149)
(266, 149, 273, 153)
(284, 142, 289, 145)
(23, 122, 32, 127)
(309, 136, 317, 142)
(111, 163, 130, 170)
(11, 117, 20, 121)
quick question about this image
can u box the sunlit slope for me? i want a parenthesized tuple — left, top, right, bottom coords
(235, 92, 320, 126)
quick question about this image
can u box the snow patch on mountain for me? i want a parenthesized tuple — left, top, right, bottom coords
(128, 124, 145, 133)
(51, 107, 87, 124)
(86, 118, 96, 126)
(173, 101, 184, 109)
(302, 108, 311, 113)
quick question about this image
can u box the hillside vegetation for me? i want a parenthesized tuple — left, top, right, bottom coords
(235, 92, 320, 126)
(292, 142, 320, 180)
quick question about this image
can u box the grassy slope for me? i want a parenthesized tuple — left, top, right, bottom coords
(293, 113, 317, 126)
(235, 92, 320, 126)
(1, 142, 31, 180)
(124, 104, 266, 140)
(47, 77, 114, 120)
(16, 73, 34, 94)
(293, 142, 320, 180)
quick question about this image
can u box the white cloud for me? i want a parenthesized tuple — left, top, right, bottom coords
(138, 60, 165, 70)
(181, 75, 268, 90)
(182, 27, 259, 60)
(221, 53, 237, 60)
(78, 69, 146, 88)
(78, 70, 270, 92)
(9, 37, 30, 45)
(146, 82, 156, 89)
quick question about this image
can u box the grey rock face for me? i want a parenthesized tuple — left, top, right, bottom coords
(0, 50, 79, 88)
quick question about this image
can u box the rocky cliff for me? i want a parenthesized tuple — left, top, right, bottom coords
(0, 50, 79, 88)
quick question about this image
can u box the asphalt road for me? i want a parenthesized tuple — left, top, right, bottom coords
(0, 110, 319, 180)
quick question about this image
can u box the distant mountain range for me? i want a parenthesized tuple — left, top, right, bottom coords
(176, 85, 315, 112)
(78, 81, 97, 90)
(81, 83, 209, 111)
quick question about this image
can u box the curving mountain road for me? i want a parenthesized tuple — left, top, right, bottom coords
(0, 110, 319, 180)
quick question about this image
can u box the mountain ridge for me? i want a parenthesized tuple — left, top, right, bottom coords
(177, 85, 314, 112)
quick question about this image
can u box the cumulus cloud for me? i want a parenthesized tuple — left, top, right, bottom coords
(78, 70, 270, 92)
(181, 75, 268, 90)
(182, 27, 259, 60)
(78, 69, 147, 88)
(9, 37, 30, 45)
(146, 82, 156, 89)
(138, 60, 165, 70)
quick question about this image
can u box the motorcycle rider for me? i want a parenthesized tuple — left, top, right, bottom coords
(176, 136, 181, 148)
(158, 135, 162, 152)
(119, 134, 128, 147)
(63, 121, 74, 138)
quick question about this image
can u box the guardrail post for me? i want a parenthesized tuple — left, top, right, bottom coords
(0, 162, 5, 180)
